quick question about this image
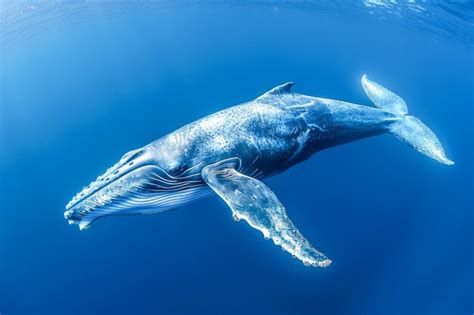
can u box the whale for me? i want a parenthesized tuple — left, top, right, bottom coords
(65, 75, 453, 267)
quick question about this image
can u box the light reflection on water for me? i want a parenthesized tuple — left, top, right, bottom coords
(1, 0, 473, 47)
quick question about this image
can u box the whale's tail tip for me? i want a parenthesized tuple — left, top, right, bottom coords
(390, 115, 455, 166)
(361, 74, 454, 166)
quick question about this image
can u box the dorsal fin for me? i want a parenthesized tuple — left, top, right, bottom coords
(257, 82, 295, 106)
(259, 82, 295, 99)
(257, 82, 295, 99)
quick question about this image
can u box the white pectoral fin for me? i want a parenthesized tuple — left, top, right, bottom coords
(202, 159, 331, 267)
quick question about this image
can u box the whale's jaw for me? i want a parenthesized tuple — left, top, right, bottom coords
(64, 148, 208, 230)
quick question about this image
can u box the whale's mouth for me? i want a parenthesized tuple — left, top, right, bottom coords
(66, 148, 147, 210)
(64, 149, 207, 230)
(65, 165, 155, 230)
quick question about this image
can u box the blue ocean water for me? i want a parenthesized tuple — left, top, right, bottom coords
(0, 1, 473, 314)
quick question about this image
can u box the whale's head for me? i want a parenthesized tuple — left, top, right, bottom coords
(64, 145, 206, 230)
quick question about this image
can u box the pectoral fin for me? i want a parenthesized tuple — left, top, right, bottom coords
(202, 159, 331, 267)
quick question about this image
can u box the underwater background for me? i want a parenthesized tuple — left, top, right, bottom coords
(1, 1, 473, 314)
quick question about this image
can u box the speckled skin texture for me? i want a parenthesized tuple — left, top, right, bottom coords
(65, 77, 452, 266)
(149, 83, 397, 179)
(65, 82, 397, 227)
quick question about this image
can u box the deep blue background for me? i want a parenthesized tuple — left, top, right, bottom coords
(1, 3, 473, 315)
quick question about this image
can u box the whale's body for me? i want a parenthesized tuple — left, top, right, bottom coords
(65, 75, 453, 267)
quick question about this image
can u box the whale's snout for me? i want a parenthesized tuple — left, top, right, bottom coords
(66, 147, 149, 208)
(65, 145, 208, 230)
(65, 146, 157, 229)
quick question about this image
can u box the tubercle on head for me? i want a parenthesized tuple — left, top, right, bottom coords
(65, 147, 158, 211)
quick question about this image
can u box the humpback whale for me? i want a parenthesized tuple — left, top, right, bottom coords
(65, 75, 453, 267)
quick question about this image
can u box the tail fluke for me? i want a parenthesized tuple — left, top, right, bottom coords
(361, 74, 454, 166)
(389, 115, 454, 165)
